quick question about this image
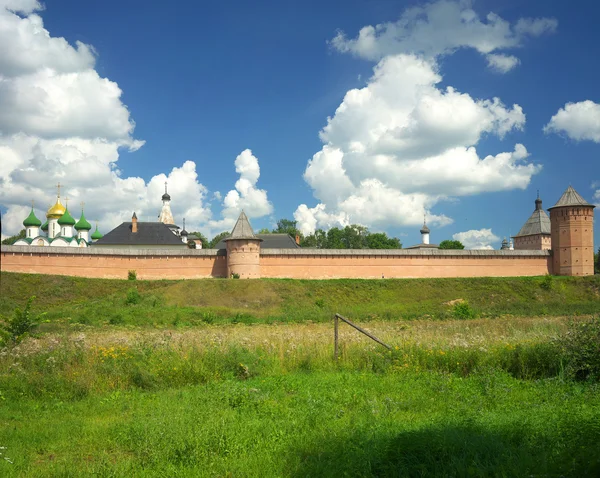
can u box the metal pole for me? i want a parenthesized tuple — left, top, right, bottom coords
(334, 314, 339, 360)
(335, 313, 392, 351)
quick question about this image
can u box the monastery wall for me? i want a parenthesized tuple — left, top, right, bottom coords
(1, 246, 551, 280)
(0, 246, 227, 280)
(260, 249, 552, 279)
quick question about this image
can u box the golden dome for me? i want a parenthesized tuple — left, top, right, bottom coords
(46, 198, 66, 219)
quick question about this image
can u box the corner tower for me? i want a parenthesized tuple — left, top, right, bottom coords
(225, 211, 262, 279)
(548, 186, 595, 276)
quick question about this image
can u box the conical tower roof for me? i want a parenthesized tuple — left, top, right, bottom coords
(548, 186, 594, 209)
(224, 211, 261, 241)
(23, 208, 42, 227)
(514, 195, 551, 237)
(75, 209, 92, 231)
(57, 207, 76, 226)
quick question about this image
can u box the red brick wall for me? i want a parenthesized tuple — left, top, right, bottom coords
(1, 247, 552, 279)
(1, 249, 227, 280)
(260, 253, 551, 279)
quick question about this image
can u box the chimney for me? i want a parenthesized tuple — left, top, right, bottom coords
(295, 234, 300, 245)
(132, 212, 138, 233)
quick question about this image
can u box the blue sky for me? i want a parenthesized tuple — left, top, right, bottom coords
(0, 0, 598, 249)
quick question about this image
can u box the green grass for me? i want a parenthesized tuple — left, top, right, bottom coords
(1, 272, 599, 328)
(1, 371, 599, 477)
(1, 273, 599, 475)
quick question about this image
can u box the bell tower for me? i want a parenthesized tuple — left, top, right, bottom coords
(548, 186, 595, 276)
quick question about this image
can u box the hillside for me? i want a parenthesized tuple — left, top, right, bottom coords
(1, 272, 598, 327)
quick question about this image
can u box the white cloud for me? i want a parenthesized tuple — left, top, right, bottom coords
(486, 53, 520, 73)
(208, 149, 273, 233)
(0, 4, 95, 77)
(544, 100, 600, 142)
(453, 228, 499, 250)
(0, 3, 272, 240)
(295, 54, 539, 234)
(330, 0, 556, 72)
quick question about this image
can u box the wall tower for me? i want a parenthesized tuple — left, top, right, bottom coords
(548, 186, 595, 276)
(225, 211, 262, 279)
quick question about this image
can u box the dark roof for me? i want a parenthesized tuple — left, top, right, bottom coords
(224, 211, 258, 241)
(92, 222, 186, 246)
(214, 233, 300, 250)
(420, 224, 430, 234)
(513, 197, 551, 237)
(548, 186, 593, 209)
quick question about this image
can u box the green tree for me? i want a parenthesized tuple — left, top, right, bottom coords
(188, 231, 208, 247)
(257, 228, 271, 234)
(1, 229, 26, 245)
(209, 231, 230, 248)
(275, 219, 299, 237)
(326, 227, 346, 249)
(595, 247, 599, 274)
(439, 240, 465, 250)
(366, 232, 402, 249)
(342, 225, 368, 249)
(300, 229, 327, 248)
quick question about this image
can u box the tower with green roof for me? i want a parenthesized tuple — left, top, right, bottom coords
(57, 206, 76, 238)
(23, 206, 42, 239)
(74, 205, 92, 243)
(91, 224, 103, 242)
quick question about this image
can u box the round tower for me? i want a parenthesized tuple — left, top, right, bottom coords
(548, 186, 595, 276)
(57, 206, 76, 238)
(23, 205, 41, 239)
(74, 204, 92, 243)
(420, 217, 430, 245)
(46, 184, 66, 239)
(225, 211, 262, 279)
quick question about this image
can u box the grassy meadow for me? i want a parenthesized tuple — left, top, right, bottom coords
(1, 272, 599, 476)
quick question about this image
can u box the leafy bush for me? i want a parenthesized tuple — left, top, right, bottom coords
(540, 274, 553, 291)
(556, 316, 600, 381)
(452, 301, 476, 320)
(1, 296, 43, 344)
(109, 313, 125, 325)
(125, 288, 141, 305)
(231, 273, 240, 279)
(128, 270, 137, 280)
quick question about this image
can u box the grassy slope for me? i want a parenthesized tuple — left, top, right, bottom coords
(1, 372, 599, 477)
(1, 272, 598, 326)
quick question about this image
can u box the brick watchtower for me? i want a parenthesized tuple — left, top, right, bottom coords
(224, 211, 262, 279)
(548, 186, 595, 276)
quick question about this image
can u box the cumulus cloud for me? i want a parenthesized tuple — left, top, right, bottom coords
(295, 54, 539, 234)
(453, 228, 499, 250)
(330, 0, 556, 71)
(0, 2, 271, 240)
(544, 100, 600, 142)
(486, 54, 520, 73)
(208, 149, 273, 233)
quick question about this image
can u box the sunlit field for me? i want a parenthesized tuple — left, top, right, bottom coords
(1, 273, 599, 476)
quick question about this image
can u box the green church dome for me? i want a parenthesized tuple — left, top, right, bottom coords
(75, 210, 92, 231)
(91, 225, 103, 240)
(57, 207, 76, 226)
(23, 208, 42, 227)
(41, 221, 48, 232)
